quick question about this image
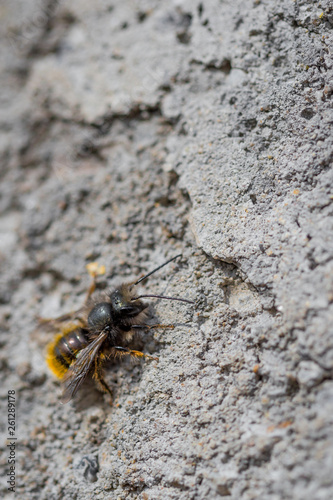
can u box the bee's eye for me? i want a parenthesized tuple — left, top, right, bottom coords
(119, 305, 137, 316)
(88, 302, 112, 329)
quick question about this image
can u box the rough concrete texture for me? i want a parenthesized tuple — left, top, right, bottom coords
(0, 0, 332, 498)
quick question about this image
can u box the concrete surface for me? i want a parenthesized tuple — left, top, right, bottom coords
(0, 0, 332, 499)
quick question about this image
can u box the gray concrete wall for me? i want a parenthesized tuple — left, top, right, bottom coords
(0, 1, 332, 498)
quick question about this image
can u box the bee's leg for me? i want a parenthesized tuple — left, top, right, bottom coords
(113, 346, 158, 361)
(85, 262, 106, 304)
(85, 270, 97, 303)
(93, 356, 113, 402)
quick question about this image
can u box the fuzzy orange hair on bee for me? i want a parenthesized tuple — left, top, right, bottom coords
(44, 255, 193, 404)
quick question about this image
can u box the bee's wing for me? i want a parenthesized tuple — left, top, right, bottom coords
(61, 330, 108, 404)
(37, 307, 86, 333)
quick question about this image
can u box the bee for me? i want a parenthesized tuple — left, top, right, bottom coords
(44, 255, 193, 404)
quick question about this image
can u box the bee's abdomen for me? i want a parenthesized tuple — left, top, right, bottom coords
(46, 329, 89, 379)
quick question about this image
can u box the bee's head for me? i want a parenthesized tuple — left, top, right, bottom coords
(109, 285, 147, 318)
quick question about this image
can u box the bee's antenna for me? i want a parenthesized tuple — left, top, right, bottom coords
(132, 294, 194, 304)
(134, 254, 183, 285)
